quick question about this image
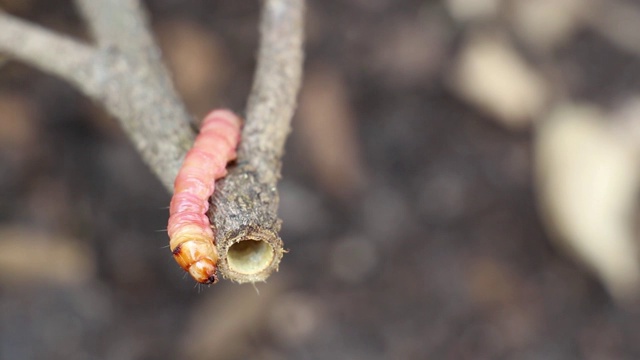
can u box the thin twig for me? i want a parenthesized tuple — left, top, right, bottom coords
(73, 0, 196, 190)
(0, 7, 195, 191)
(0, 11, 100, 96)
(74, 0, 159, 56)
(212, 0, 304, 283)
(242, 0, 305, 180)
(0, 0, 305, 283)
(73, 0, 181, 96)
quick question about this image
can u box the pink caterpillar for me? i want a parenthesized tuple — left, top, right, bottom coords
(168, 109, 242, 284)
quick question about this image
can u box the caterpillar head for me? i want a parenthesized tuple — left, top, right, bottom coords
(187, 258, 218, 284)
(171, 239, 219, 284)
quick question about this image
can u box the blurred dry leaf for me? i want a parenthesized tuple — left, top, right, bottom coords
(451, 33, 548, 130)
(510, 0, 591, 51)
(610, 96, 640, 148)
(157, 20, 230, 118)
(535, 104, 640, 304)
(297, 65, 366, 200)
(0, 226, 96, 286)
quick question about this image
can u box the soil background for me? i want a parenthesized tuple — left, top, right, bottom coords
(1, 0, 639, 359)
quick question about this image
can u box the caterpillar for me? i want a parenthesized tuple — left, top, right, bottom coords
(168, 109, 242, 284)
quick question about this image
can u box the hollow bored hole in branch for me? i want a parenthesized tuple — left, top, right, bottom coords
(227, 240, 274, 275)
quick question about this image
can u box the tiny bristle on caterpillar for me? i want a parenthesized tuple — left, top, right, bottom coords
(167, 109, 242, 284)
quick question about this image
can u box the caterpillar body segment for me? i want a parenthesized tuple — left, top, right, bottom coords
(167, 109, 242, 284)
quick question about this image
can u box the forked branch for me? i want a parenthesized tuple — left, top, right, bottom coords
(0, 0, 304, 283)
(0, 5, 194, 191)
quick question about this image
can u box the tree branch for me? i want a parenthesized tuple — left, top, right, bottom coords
(73, 0, 197, 191)
(212, 0, 304, 283)
(0, 11, 100, 95)
(0, 7, 195, 191)
(74, 0, 159, 54)
(73, 0, 181, 96)
(0, 0, 305, 283)
(242, 0, 305, 180)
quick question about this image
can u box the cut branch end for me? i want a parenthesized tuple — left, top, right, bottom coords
(217, 229, 283, 283)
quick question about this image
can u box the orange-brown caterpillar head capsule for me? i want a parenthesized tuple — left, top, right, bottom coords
(187, 258, 218, 284)
(171, 239, 219, 284)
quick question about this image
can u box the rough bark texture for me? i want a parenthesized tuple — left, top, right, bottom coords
(74, 0, 197, 191)
(88, 48, 196, 192)
(0, 8, 195, 191)
(0, 0, 304, 283)
(212, 0, 304, 283)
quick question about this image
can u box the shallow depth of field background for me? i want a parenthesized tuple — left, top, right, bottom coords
(2, 0, 640, 359)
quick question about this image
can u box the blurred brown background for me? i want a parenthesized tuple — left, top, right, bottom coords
(2, 0, 640, 359)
